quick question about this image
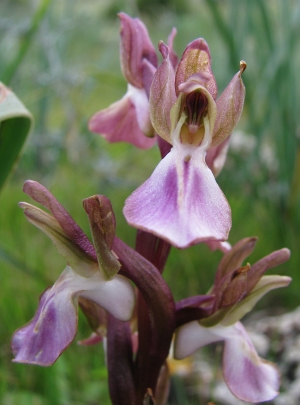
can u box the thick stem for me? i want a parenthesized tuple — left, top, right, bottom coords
(107, 314, 136, 405)
(134, 231, 171, 402)
(114, 237, 175, 405)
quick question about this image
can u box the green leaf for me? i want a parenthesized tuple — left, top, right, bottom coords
(0, 82, 33, 192)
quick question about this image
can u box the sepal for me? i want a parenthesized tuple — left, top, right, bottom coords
(119, 13, 157, 88)
(221, 275, 292, 327)
(19, 202, 96, 277)
(175, 38, 217, 99)
(149, 42, 176, 143)
(83, 195, 121, 279)
(89, 86, 155, 149)
(211, 61, 246, 148)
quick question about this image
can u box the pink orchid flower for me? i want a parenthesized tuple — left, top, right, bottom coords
(12, 181, 135, 366)
(124, 39, 246, 248)
(88, 13, 158, 149)
(174, 238, 291, 402)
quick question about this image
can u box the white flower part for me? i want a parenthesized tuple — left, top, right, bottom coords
(174, 320, 223, 360)
(172, 114, 212, 161)
(127, 84, 153, 136)
(67, 266, 135, 321)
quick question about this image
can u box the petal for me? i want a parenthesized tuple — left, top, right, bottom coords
(178, 78, 217, 141)
(205, 136, 230, 177)
(221, 275, 291, 327)
(149, 42, 176, 143)
(215, 236, 257, 286)
(12, 266, 135, 365)
(222, 322, 280, 402)
(83, 195, 121, 279)
(129, 85, 154, 138)
(174, 320, 222, 360)
(12, 269, 78, 366)
(211, 61, 246, 148)
(123, 144, 231, 249)
(19, 202, 97, 277)
(167, 27, 178, 69)
(219, 268, 248, 308)
(23, 180, 96, 262)
(175, 295, 214, 327)
(205, 240, 231, 253)
(142, 58, 157, 97)
(118, 13, 157, 88)
(175, 38, 217, 99)
(246, 248, 291, 293)
(89, 88, 155, 150)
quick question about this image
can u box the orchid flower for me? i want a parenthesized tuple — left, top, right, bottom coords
(174, 237, 291, 402)
(12, 180, 135, 366)
(124, 39, 246, 248)
(88, 13, 158, 149)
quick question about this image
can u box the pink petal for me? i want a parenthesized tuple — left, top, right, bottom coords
(118, 13, 157, 88)
(211, 62, 246, 148)
(123, 145, 231, 248)
(23, 180, 96, 262)
(206, 240, 231, 253)
(246, 247, 291, 294)
(167, 27, 178, 69)
(89, 88, 155, 150)
(206, 136, 230, 177)
(175, 38, 217, 99)
(216, 236, 257, 284)
(12, 270, 78, 366)
(223, 322, 279, 402)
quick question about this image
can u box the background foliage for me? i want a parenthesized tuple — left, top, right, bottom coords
(0, 0, 299, 403)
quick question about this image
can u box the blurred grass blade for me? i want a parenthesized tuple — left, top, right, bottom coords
(2, 0, 51, 84)
(0, 244, 48, 285)
(0, 82, 33, 191)
(204, 0, 239, 72)
(256, 0, 274, 52)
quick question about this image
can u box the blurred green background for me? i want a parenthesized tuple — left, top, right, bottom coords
(1, 0, 300, 404)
